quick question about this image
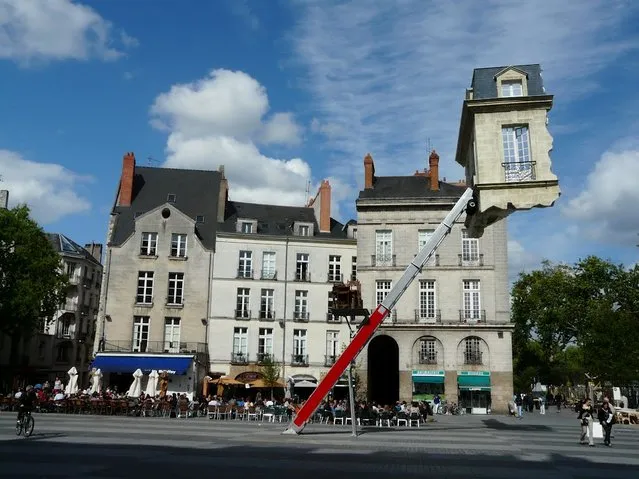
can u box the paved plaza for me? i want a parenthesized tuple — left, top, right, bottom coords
(1, 410, 637, 478)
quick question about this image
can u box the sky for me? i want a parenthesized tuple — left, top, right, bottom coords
(1, 0, 638, 282)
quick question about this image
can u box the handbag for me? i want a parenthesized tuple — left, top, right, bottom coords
(592, 421, 603, 438)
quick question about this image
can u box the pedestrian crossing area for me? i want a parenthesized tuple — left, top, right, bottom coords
(0, 412, 637, 478)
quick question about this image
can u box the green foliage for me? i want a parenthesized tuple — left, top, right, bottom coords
(260, 355, 281, 399)
(0, 205, 68, 339)
(512, 256, 639, 388)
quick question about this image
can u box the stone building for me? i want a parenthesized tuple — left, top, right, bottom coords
(355, 150, 512, 414)
(208, 179, 357, 394)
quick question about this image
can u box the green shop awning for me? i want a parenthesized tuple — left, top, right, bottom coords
(413, 375, 444, 384)
(457, 372, 491, 389)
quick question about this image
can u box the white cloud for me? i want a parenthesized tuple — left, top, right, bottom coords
(150, 69, 309, 206)
(0, 0, 137, 64)
(0, 149, 91, 223)
(291, 0, 639, 181)
(564, 145, 639, 245)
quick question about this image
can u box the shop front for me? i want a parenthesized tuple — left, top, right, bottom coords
(412, 370, 445, 403)
(457, 371, 491, 414)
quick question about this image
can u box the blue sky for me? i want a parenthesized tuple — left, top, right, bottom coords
(1, 0, 638, 281)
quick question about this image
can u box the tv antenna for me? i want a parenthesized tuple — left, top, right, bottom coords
(305, 179, 311, 205)
(147, 156, 160, 166)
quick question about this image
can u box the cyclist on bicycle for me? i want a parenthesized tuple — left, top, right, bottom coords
(17, 385, 37, 424)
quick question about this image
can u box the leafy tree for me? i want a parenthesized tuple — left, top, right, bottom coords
(0, 205, 68, 362)
(260, 355, 281, 400)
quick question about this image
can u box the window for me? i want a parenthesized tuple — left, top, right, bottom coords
(351, 256, 357, 281)
(326, 330, 339, 365)
(66, 262, 78, 280)
(328, 255, 341, 282)
(261, 251, 276, 280)
(500, 80, 523, 97)
(196, 215, 205, 223)
(60, 316, 73, 337)
(293, 329, 307, 362)
(420, 338, 436, 364)
(258, 328, 273, 361)
(241, 221, 253, 233)
(136, 272, 154, 304)
(132, 316, 150, 352)
(238, 250, 253, 278)
(375, 280, 392, 306)
(171, 233, 187, 257)
(375, 230, 393, 265)
(235, 288, 250, 319)
(294, 290, 308, 321)
(260, 289, 275, 319)
(462, 280, 481, 320)
(461, 230, 480, 265)
(502, 126, 533, 182)
(465, 337, 482, 364)
(352, 228, 357, 239)
(418, 229, 436, 265)
(167, 194, 177, 203)
(233, 327, 248, 357)
(164, 317, 181, 353)
(418, 280, 437, 320)
(296, 253, 310, 281)
(299, 225, 310, 236)
(167, 272, 184, 305)
(140, 232, 158, 256)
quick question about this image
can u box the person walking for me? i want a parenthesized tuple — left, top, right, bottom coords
(515, 393, 523, 418)
(578, 398, 595, 446)
(539, 396, 546, 415)
(598, 397, 615, 446)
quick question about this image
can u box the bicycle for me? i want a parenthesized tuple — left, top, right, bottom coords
(16, 410, 35, 437)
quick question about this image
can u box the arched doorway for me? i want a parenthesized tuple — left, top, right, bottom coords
(367, 335, 399, 405)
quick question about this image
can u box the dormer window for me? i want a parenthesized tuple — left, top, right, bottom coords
(241, 222, 253, 234)
(294, 221, 313, 236)
(196, 215, 205, 223)
(167, 194, 177, 203)
(501, 80, 522, 97)
(299, 225, 310, 236)
(236, 218, 257, 234)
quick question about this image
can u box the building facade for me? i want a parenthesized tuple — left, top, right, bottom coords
(355, 151, 513, 414)
(92, 153, 221, 397)
(208, 180, 357, 394)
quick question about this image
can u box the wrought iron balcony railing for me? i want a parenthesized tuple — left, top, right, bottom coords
(231, 352, 249, 364)
(459, 309, 486, 323)
(459, 253, 484, 267)
(291, 354, 309, 366)
(293, 311, 309, 322)
(259, 310, 276, 321)
(235, 309, 251, 320)
(102, 340, 207, 354)
(502, 161, 536, 183)
(414, 309, 442, 323)
(371, 254, 396, 267)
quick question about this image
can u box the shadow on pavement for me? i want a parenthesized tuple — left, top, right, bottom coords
(482, 418, 553, 431)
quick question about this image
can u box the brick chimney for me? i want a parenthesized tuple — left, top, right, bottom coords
(318, 180, 331, 233)
(429, 150, 439, 191)
(0, 190, 8, 209)
(364, 153, 375, 189)
(84, 243, 103, 264)
(217, 165, 228, 222)
(117, 152, 136, 206)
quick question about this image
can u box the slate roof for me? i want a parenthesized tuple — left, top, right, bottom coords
(46, 233, 101, 266)
(357, 175, 465, 201)
(219, 201, 351, 239)
(110, 166, 221, 250)
(470, 64, 545, 100)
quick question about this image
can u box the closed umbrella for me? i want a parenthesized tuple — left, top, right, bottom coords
(145, 370, 159, 397)
(127, 369, 143, 397)
(66, 367, 79, 395)
(89, 368, 103, 395)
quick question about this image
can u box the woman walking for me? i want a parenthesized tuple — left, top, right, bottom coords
(578, 398, 595, 446)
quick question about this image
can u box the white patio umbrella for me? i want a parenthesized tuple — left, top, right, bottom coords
(89, 368, 103, 395)
(294, 380, 317, 388)
(145, 370, 159, 397)
(127, 369, 143, 397)
(66, 367, 79, 395)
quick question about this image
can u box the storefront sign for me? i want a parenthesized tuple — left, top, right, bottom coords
(235, 371, 263, 383)
(457, 371, 490, 376)
(412, 370, 445, 376)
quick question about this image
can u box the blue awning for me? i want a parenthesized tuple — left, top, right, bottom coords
(92, 355, 193, 375)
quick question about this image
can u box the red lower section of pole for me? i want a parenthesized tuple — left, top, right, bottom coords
(291, 305, 389, 429)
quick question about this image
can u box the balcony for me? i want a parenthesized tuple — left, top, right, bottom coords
(166, 297, 184, 308)
(260, 270, 277, 280)
(464, 351, 483, 365)
(231, 352, 249, 364)
(235, 309, 251, 320)
(101, 340, 207, 354)
(458, 253, 484, 267)
(459, 310, 487, 323)
(324, 354, 338, 366)
(237, 268, 254, 279)
(295, 270, 311, 282)
(258, 310, 276, 321)
(293, 311, 309, 322)
(256, 353, 273, 364)
(419, 353, 438, 365)
(326, 312, 341, 323)
(414, 309, 442, 323)
(502, 161, 536, 183)
(63, 300, 79, 312)
(327, 273, 343, 283)
(371, 254, 396, 267)
(291, 354, 309, 366)
(413, 254, 440, 267)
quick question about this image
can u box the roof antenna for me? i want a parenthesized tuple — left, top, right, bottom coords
(147, 156, 160, 166)
(305, 180, 311, 206)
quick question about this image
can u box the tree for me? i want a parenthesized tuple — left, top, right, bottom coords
(260, 355, 281, 400)
(0, 205, 68, 362)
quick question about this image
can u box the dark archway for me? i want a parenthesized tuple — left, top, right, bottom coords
(367, 335, 400, 405)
